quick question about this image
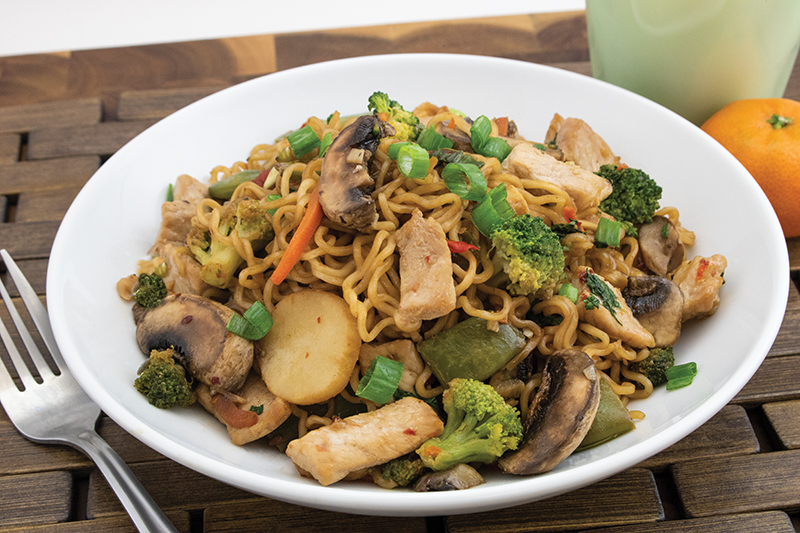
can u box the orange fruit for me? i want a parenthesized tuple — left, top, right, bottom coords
(701, 98, 800, 238)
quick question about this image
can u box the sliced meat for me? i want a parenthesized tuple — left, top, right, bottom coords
(359, 339, 425, 393)
(572, 266, 655, 349)
(502, 143, 613, 213)
(671, 254, 727, 321)
(196, 372, 292, 446)
(149, 174, 208, 253)
(394, 209, 456, 330)
(544, 114, 620, 173)
(158, 243, 210, 296)
(285, 397, 444, 486)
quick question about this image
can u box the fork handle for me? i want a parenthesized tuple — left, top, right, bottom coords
(73, 430, 180, 533)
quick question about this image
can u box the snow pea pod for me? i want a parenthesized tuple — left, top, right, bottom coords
(208, 169, 262, 200)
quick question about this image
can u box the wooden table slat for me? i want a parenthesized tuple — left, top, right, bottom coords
(203, 499, 428, 533)
(15, 187, 83, 223)
(0, 220, 61, 260)
(445, 469, 663, 533)
(0, 156, 99, 196)
(763, 400, 800, 449)
(87, 459, 259, 518)
(0, 471, 73, 527)
(27, 120, 157, 160)
(0, 258, 49, 298)
(117, 86, 227, 121)
(575, 510, 796, 533)
(0, 512, 191, 533)
(636, 405, 758, 471)
(0, 98, 102, 135)
(0, 134, 20, 164)
(672, 449, 800, 517)
(731, 355, 800, 406)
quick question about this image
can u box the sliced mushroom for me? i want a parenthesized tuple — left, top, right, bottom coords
(318, 115, 395, 230)
(433, 122, 472, 152)
(622, 275, 684, 348)
(499, 349, 599, 475)
(638, 215, 684, 277)
(413, 463, 485, 492)
(133, 293, 253, 391)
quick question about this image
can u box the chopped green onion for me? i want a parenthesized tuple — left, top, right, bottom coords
(559, 283, 579, 303)
(287, 125, 321, 158)
(666, 362, 697, 390)
(595, 217, 624, 248)
(249, 404, 264, 415)
(166, 183, 174, 202)
(208, 169, 262, 200)
(471, 183, 515, 237)
(441, 162, 487, 201)
(429, 149, 484, 168)
(661, 222, 670, 239)
(226, 301, 274, 340)
(266, 194, 281, 215)
(356, 355, 404, 404)
(470, 115, 492, 152)
(388, 141, 412, 160)
(477, 136, 512, 162)
(319, 132, 333, 157)
(396, 144, 430, 179)
(417, 126, 454, 151)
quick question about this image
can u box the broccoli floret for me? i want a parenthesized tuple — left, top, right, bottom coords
(367, 91, 421, 142)
(597, 164, 662, 233)
(133, 273, 167, 309)
(416, 378, 522, 471)
(632, 347, 675, 387)
(382, 456, 427, 487)
(134, 348, 196, 409)
(491, 214, 566, 297)
(186, 197, 275, 288)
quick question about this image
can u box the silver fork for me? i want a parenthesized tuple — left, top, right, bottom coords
(0, 250, 179, 533)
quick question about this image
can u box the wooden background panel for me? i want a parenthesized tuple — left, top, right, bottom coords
(445, 469, 663, 533)
(0, 512, 192, 533)
(203, 500, 428, 533)
(0, 98, 101, 135)
(0, 134, 19, 163)
(575, 510, 796, 533)
(0, 156, 99, 195)
(763, 400, 800, 449)
(26, 120, 157, 159)
(672, 449, 800, 517)
(732, 356, 800, 406)
(0, 471, 73, 527)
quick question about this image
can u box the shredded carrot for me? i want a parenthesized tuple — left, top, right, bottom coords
(212, 394, 258, 429)
(270, 185, 324, 285)
(563, 205, 577, 221)
(495, 117, 509, 136)
(446, 119, 457, 129)
(378, 112, 390, 122)
(615, 163, 629, 171)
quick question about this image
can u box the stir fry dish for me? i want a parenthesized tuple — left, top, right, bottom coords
(117, 92, 727, 490)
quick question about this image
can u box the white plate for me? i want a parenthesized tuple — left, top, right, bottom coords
(46, 53, 789, 516)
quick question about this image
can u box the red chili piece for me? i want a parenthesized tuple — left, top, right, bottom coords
(446, 240, 480, 254)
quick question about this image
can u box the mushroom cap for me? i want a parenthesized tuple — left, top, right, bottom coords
(639, 215, 685, 277)
(319, 115, 394, 230)
(622, 275, 684, 348)
(499, 349, 600, 475)
(134, 293, 253, 391)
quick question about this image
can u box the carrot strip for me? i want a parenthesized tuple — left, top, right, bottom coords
(270, 185, 323, 285)
(212, 394, 258, 429)
(563, 205, 577, 221)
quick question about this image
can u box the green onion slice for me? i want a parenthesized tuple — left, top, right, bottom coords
(559, 283, 579, 303)
(477, 136, 512, 162)
(441, 162, 487, 201)
(666, 362, 697, 390)
(417, 126, 454, 151)
(226, 301, 274, 340)
(208, 169, 262, 200)
(266, 193, 281, 215)
(356, 355, 405, 404)
(166, 183, 174, 202)
(388, 141, 412, 160)
(595, 217, 624, 248)
(319, 132, 333, 157)
(470, 115, 492, 152)
(396, 144, 430, 179)
(472, 183, 516, 237)
(287, 125, 321, 158)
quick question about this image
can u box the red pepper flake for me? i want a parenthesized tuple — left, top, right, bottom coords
(423, 445, 442, 458)
(316, 444, 328, 452)
(563, 205, 577, 222)
(211, 376, 220, 385)
(447, 240, 480, 254)
(696, 258, 710, 281)
(181, 315, 193, 325)
(304, 352, 310, 359)
(615, 163, 629, 171)
(403, 428, 417, 436)
(317, 316, 321, 324)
